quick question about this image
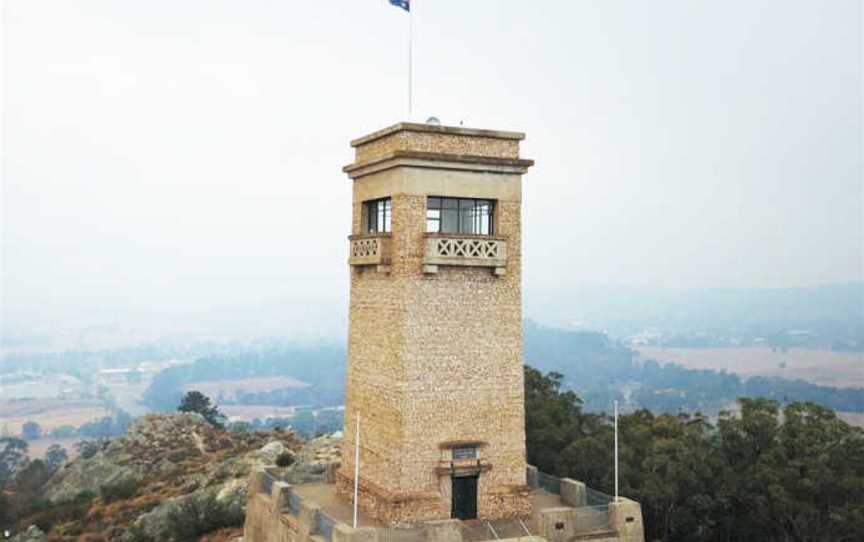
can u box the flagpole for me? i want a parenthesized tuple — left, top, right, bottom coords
(353, 411, 360, 528)
(614, 400, 619, 503)
(408, 2, 413, 119)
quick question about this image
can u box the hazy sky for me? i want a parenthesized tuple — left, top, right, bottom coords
(2, 1, 862, 340)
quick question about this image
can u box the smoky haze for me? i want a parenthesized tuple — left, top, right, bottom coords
(2, 0, 862, 344)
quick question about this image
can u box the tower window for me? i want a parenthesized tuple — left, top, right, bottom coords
(427, 197, 494, 235)
(452, 446, 478, 460)
(364, 198, 391, 233)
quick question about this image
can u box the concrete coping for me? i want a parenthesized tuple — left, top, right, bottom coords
(350, 122, 526, 147)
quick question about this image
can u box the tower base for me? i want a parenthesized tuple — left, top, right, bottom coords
(335, 468, 532, 527)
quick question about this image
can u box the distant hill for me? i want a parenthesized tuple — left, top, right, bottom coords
(526, 282, 864, 348)
(523, 321, 864, 414)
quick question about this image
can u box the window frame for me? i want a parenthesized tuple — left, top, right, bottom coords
(426, 196, 495, 236)
(363, 197, 392, 234)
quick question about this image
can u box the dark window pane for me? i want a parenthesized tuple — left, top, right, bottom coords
(376, 202, 384, 233)
(458, 199, 475, 235)
(425, 197, 495, 235)
(366, 201, 376, 232)
(363, 198, 391, 233)
(441, 208, 458, 233)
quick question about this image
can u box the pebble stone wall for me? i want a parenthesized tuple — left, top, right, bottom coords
(337, 124, 534, 526)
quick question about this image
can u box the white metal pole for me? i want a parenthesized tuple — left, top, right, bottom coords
(353, 412, 360, 528)
(408, 2, 413, 119)
(614, 400, 619, 503)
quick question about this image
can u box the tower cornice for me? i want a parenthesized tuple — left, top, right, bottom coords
(343, 150, 534, 179)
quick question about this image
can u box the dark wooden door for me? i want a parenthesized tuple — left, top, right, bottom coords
(451, 475, 478, 520)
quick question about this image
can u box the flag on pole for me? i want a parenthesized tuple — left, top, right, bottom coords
(389, 0, 410, 12)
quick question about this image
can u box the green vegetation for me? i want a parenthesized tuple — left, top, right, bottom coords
(0, 438, 28, 482)
(99, 474, 142, 503)
(177, 391, 226, 429)
(524, 367, 864, 541)
(43, 445, 67, 472)
(21, 421, 42, 441)
(275, 451, 295, 468)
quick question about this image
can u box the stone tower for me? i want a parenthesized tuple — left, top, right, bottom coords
(336, 122, 534, 526)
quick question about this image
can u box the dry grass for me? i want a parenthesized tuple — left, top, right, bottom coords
(636, 347, 864, 389)
(220, 404, 298, 421)
(0, 399, 109, 437)
(200, 527, 244, 541)
(838, 412, 864, 428)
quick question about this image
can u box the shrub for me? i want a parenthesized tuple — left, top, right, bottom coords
(275, 452, 295, 468)
(25, 498, 92, 534)
(75, 489, 97, 503)
(76, 439, 106, 460)
(99, 475, 141, 503)
(164, 490, 244, 540)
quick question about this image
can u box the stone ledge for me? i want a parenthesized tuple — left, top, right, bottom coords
(350, 123, 526, 147)
(344, 151, 535, 178)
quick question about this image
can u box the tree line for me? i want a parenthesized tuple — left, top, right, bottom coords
(524, 366, 864, 541)
(524, 322, 864, 414)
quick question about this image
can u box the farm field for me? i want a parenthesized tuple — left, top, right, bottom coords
(220, 405, 298, 421)
(24, 437, 81, 461)
(636, 347, 864, 389)
(0, 399, 109, 437)
(838, 412, 864, 429)
(183, 376, 309, 401)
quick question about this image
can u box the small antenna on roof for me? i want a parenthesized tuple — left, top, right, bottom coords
(426, 116, 441, 126)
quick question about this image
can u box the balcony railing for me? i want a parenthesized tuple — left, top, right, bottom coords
(349, 235, 391, 270)
(423, 235, 507, 275)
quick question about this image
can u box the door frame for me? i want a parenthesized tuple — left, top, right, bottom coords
(451, 474, 479, 520)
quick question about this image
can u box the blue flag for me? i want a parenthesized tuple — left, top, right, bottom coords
(389, 0, 410, 12)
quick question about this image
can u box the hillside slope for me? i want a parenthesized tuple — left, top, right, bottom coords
(9, 413, 340, 541)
